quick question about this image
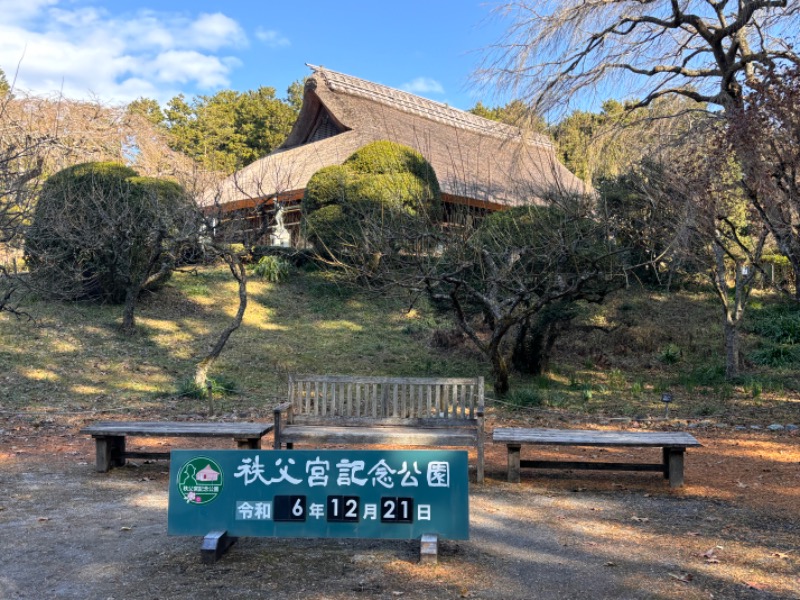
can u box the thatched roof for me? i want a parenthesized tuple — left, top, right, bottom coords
(202, 66, 586, 209)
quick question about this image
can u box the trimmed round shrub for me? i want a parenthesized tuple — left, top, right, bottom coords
(302, 141, 441, 267)
(345, 140, 440, 189)
(25, 161, 195, 303)
(302, 165, 353, 213)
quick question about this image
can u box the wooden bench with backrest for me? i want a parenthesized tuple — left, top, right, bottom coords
(492, 427, 701, 488)
(273, 375, 485, 483)
(80, 421, 274, 472)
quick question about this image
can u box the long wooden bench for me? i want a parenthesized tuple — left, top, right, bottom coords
(273, 375, 485, 483)
(80, 421, 274, 472)
(492, 428, 701, 488)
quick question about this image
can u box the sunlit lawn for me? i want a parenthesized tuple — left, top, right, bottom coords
(1, 264, 798, 423)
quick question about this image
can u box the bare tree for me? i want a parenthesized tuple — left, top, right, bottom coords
(480, 1, 799, 116)
(314, 189, 623, 395)
(637, 128, 767, 379)
(0, 88, 57, 316)
(730, 65, 800, 298)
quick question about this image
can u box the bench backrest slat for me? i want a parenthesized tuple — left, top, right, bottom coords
(288, 375, 483, 424)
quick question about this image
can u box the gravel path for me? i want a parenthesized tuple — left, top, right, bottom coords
(1, 454, 798, 600)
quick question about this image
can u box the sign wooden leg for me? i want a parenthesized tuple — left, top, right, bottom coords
(201, 530, 238, 564)
(420, 534, 438, 564)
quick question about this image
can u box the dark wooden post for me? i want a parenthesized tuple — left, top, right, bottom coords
(95, 436, 112, 473)
(507, 443, 522, 483)
(236, 437, 260, 449)
(667, 449, 685, 488)
(94, 435, 125, 472)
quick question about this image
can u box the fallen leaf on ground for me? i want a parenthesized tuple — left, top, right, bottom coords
(745, 581, 767, 591)
(772, 552, 791, 559)
(631, 516, 649, 523)
(37, 517, 50, 522)
(120, 526, 132, 531)
(668, 572, 694, 583)
(686, 531, 701, 536)
(604, 562, 617, 567)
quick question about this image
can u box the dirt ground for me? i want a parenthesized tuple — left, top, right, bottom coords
(1, 412, 799, 600)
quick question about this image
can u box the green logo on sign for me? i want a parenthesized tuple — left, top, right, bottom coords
(177, 457, 224, 505)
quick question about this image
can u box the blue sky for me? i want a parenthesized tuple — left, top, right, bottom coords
(0, 0, 513, 110)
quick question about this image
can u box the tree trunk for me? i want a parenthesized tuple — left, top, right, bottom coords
(512, 320, 550, 375)
(723, 319, 740, 380)
(194, 251, 248, 390)
(121, 284, 140, 332)
(490, 348, 510, 397)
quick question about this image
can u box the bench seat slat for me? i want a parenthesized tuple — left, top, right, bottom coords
(80, 421, 274, 437)
(492, 428, 700, 447)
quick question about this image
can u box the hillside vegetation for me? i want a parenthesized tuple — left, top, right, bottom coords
(1, 265, 797, 426)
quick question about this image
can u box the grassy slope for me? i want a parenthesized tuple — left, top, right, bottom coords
(1, 265, 798, 424)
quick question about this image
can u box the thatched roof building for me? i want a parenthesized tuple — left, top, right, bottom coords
(203, 65, 586, 243)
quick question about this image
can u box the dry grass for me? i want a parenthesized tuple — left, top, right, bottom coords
(0, 265, 482, 417)
(1, 266, 798, 426)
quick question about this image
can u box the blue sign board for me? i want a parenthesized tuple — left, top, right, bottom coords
(168, 449, 469, 540)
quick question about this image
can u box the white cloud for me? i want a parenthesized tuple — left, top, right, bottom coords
(0, 0, 58, 25)
(255, 27, 290, 48)
(150, 51, 241, 88)
(188, 13, 247, 51)
(0, 1, 249, 104)
(401, 77, 445, 95)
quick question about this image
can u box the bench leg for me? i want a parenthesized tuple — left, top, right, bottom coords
(236, 437, 261, 450)
(666, 449, 685, 488)
(507, 444, 521, 483)
(662, 448, 670, 479)
(95, 435, 125, 472)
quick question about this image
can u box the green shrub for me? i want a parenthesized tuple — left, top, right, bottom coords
(25, 162, 195, 303)
(302, 165, 353, 213)
(344, 141, 440, 195)
(677, 364, 726, 388)
(748, 302, 800, 345)
(750, 343, 800, 367)
(178, 374, 239, 399)
(252, 255, 290, 282)
(503, 388, 546, 407)
(301, 141, 442, 266)
(658, 343, 681, 364)
(747, 302, 800, 367)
